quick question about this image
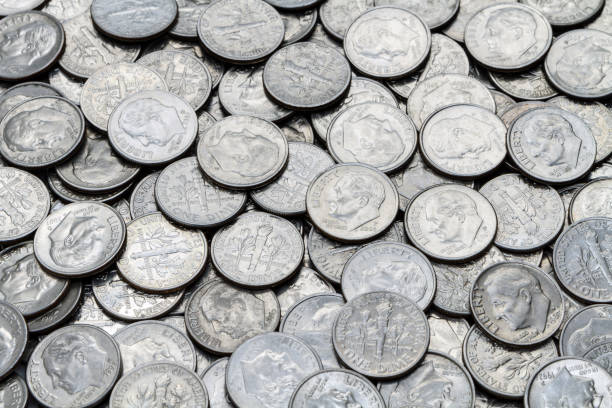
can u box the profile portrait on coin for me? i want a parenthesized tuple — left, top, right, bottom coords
(535, 367, 600, 408)
(0, 253, 57, 306)
(357, 261, 427, 303)
(118, 98, 186, 148)
(583, 186, 612, 216)
(419, 85, 472, 124)
(386, 360, 454, 408)
(208, 129, 279, 177)
(352, 16, 417, 62)
(483, 8, 538, 59)
(3, 107, 75, 153)
(483, 268, 551, 332)
(424, 190, 483, 248)
(0, 326, 15, 367)
(42, 331, 109, 395)
(49, 212, 106, 269)
(556, 39, 612, 91)
(522, 113, 582, 168)
(70, 136, 126, 184)
(427, 114, 498, 161)
(0, 21, 56, 71)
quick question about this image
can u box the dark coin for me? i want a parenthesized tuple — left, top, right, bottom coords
(280, 9, 317, 45)
(569, 178, 612, 222)
(0, 302, 27, 380)
(47, 173, 132, 204)
(264, 0, 323, 10)
(521, 0, 605, 27)
(489, 66, 558, 101)
(0, 82, 60, 120)
(27, 280, 82, 334)
(0, 374, 27, 408)
(47, 68, 84, 106)
(129, 172, 160, 219)
(559, 304, 612, 356)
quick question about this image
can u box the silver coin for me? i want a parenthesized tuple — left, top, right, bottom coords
(0, 168, 49, 243)
(226, 332, 322, 408)
(520, 0, 605, 27)
(308, 23, 345, 55)
(465, 3, 552, 72)
(407, 73, 495, 129)
(171, 0, 212, 39)
(0, 97, 84, 169)
(211, 211, 303, 288)
(545, 29, 612, 99)
(92, 269, 183, 321)
(197, 0, 285, 64)
(47, 68, 84, 106)
(203, 91, 227, 121)
(427, 311, 470, 364)
(280, 9, 317, 46)
(109, 362, 208, 408)
(114, 320, 196, 372)
(489, 66, 558, 101)
(33, 202, 126, 278)
(112, 199, 131, 225)
(27, 281, 82, 334)
(197, 115, 289, 190)
(274, 266, 334, 318)
(471, 262, 564, 346)
(443, 0, 516, 43)
(185, 279, 280, 354)
(218, 65, 292, 122)
(378, 352, 475, 407)
(499, 100, 551, 127)
(375, 0, 459, 29)
(46, 173, 131, 204)
(80, 63, 167, 132)
(290, 368, 384, 408)
(280, 115, 314, 143)
(117, 212, 207, 293)
(587, 0, 612, 33)
(91, 0, 178, 41)
(570, 178, 612, 222)
(263, 41, 352, 110)
(0, 12, 64, 81)
(333, 291, 429, 379)
(560, 304, 612, 356)
(463, 325, 558, 399)
(524, 357, 612, 408)
(137, 50, 212, 111)
(476, 391, 522, 408)
(591, 163, 612, 180)
(41, 0, 92, 20)
(508, 107, 596, 185)
(553, 217, 612, 303)
(170, 262, 223, 315)
(68, 285, 128, 336)
(344, 6, 431, 79)
(584, 342, 612, 376)
(0, 0, 46, 15)
(0, 302, 26, 380)
(0, 374, 27, 408)
(27, 324, 121, 408)
(264, 0, 323, 10)
(129, 172, 160, 219)
(491, 90, 515, 115)
(200, 358, 234, 408)
(0, 82, 60, 121)
(318, 0, 374, 41)
(342, 241, 435, 310)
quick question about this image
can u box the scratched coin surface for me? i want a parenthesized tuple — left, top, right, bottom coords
(520, 0, 604, 27)
(0, 302, 26, 381)
(570, 178, 612, 222)
(559, 304, 612, 357)
(280, 115, 314, 143)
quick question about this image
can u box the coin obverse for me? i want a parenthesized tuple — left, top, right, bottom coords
(443, 0, 517, 43)
(559, 304, 612, 357)
(569, 178, 612, 222)
(583, 342, 612, 376)
(489, 66, 558, 101)
(27, 280, 82, 334)
(520, 0, 605, 27)
(0, 81, 61, 120)
(200, 357, 233, 408)
(0, 302, 26, 381)
(0, 374, 27, 408)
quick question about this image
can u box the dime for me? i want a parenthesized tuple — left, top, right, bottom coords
(226, 332, 322, 408)
(263, 41, 351, 110)
(280, 116, 314, 143)
(427, 311, 470, 364)
(480, 173, 564, 252)
(0, 302, 26, 380)
(171, 0, 210, 39)
(211, 211, 303, 288)
(584, 342, 612, 375)
(0, 0, 46, 15)
(47, 173, 131, 204)
(264, 0, 323, 10)
(341, 242, 435, 310)
(0, 97, 84, 169)
(591, 163, 612, 180)
(0, 374, 27, 408)
(171, 263, 222, 315)
(560, 304, 612, 356)
(200, 358, 233, 408)
(344, 6, 431, 79)
(41, 0, 92, 20)
(407, 74, 495, 129)
(465, 4, 552, 72)
(463, 325, 558, 399)
(333, 291, 429, 378)
(545, 29, 612, 99)
(68, 284, 128, 336)
(553, 217, 612, 303)
(489, 66, 558, 101)
(587, 0, 612, 33)
(0, 168, 49, 243)
(185, 279, 280, 354)
(376, 0, 459, 29)
(137, 50, 212, 111)
(27, 324, 121, 408)
(443, 0, 516, 43)
(129, 172, 160, 219)
(491, 90, 515, 115)
(204, 91, 227, 121)
(280, 9, 317, 45)
(197, 115, 288, 190)
(80, 63, 167, 132)
(109, 362, 208, 408)
(117, 212, 207, 293)
(508, 107, 596, 185)
(91, 0, 178, 42)
(47, 68, 84, 106)
(0, 82, 60, 120)
(308, 23, 344, 55)
(113, 200, 132, 225)
(274, 266, 335, 317)
(499, 100, 551, 127)
(0, 12, 64, 81)
(476, 391, 522, 408)
(570, 178, 612, 222)
(520, 0, 605, 27)
(319, 0, 374, 41)
(27, 281, 82, 334)
(470, 262, 564, 346)
(197, 0, 285, 64)
(114, 321, 196, 372)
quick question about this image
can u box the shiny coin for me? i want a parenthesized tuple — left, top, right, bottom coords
(48, 68, 84, 106)
(499, 100, 550, 127)
(68, 284, 128, 336)
(274, 266, 335, 318)
(560, 304, 612, 356)
(280, 115, 314, 143)
(0, 374, 27, 408)
(129, 172, 160, 219)
(587, 0, 612, 33)
(491, 90, 515, 115)
(0, 0, 46, 15)
(583, 342, 612, 375)
(33, 202, 126, 278)
(264, 0, 322, 10)
(171, 0, 210, 39)
(0, 302, 26, 380)
(41, 0, 93, 20)
(0, 82, 60, 120)
(27, 281, 82, 334)
(427, 311, 470, 364)
(47, 173, 132, 204)
(375, 0, 459, 29)
(280, 9, 317, 45)
(443, 0, 516, 43)
(489, 66, 558, 101)
(319, 0, 374, 41)
(420, 32, 470, 82)
(200, 358, 233, 408)
(521, 0, 605, 27)
(570, 178, 612, 222)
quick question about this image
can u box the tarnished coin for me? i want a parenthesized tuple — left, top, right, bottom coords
(80, 63, 167, 132)
(274, 266, 335, 317)
(319, 0, 374, 41)
(525, 357, 612, 408)
(92, 270, 183, 321)
(129, 172, 160, 219)
(211, 211, 303, 288)
(407, 73, 495, 129)
(0, 302, 26, 380)
(344, 6, 431, 79)
(91, 0, 178, 42)
(489, 66, 558, 101)
(110, 362, 208, 408)
(264, 0, 322, 10)
(137, 50, 212, 111)
(0, 168, 49, 243)
(470, 262, 564, 346)
(333, 291, 429, 379)
(463, 325, 558, 399)
(47, 173, 132, 204)
(508, 107, 596, 185)
(263, 41, 351, 110)
(376, 0, 459, 29)
(27, 281, 82, 334)
(427, 312, 470, 363)
(56, 128, 139, 193)
(108, 90, 197, 166)
(378, 352, 475, 407)
(584, 342, 612, 375)
(560, 304, 612, 356)
(117, 212, 207, 293)
(480, 173, 564, 252)
(197, 115, 288, 190)
(171, 0, 211, 39)
(0, 97, 84, 169)
(341, 242, 435, 310)
(280, 9, 317, 45)
(41, 0, 92, 20)
(200, 358, 233, 408)
(197, 0, 285, 64)
(48, 68, 84, 106)
(553, 217, 612, 303)
(545, 29, 612, 99)
(226, 332, 322, 408)
(570, 178, 612, 222)
(465, 3, 552, 72)
(0, 82, 60, 120)
(114, 320, 196, 372)
(443, 0, 516, 43)
(27, 324, 121, 408)
(0, 11, 64, 81)
(33, 202, 126, 278)
(520, 0, 605, 27)
(290, 369, 384, 408)
(185, 279, 280, 354)
(280, 116, 314, 143)
(0, 374, 27, 408)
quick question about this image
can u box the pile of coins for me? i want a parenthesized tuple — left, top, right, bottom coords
(0, 0, 611, 407)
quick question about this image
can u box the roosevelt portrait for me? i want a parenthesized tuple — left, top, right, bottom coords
(119, 337, 174, 372)
(358, 260, 427, 304)
(0, 252, 60, 308)
(307, 389, 362, 408)
(386, 360, 454, 408)
(48, 212, 107, 269)
(582, 187, 612, 217)
(522, 113, 582, 169)
(4, 107, 75, 153)
(536, 368, 600, 408)
(352, 16, 417, 62)
(326, 173, 385, 231)
(483, 8, 538, 59)
(118, 98, 186, 148)
(69, 133, 127, 185)
(424, 190, 483, 248)
(0, 326, 15, 369)
(556, 39, 612, 92)
(0, 21, 56, 72)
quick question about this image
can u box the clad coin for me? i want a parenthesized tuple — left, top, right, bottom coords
(520, 0, 605, 27)
(0, 82, 60, 120)
(27, 281, 82, 334)
(559, 304, 612, 356)
(569, 178, 612, 222)
(0, 302, 26, 380)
